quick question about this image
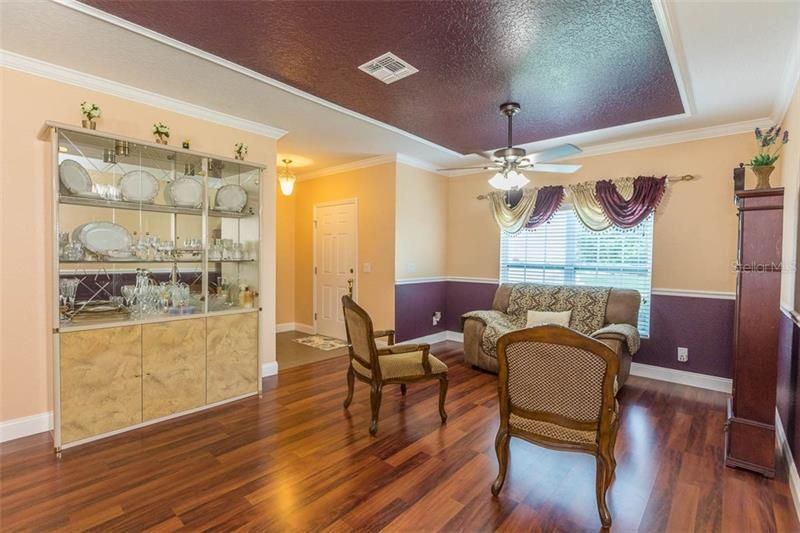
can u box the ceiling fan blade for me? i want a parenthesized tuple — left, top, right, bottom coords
(437, 165, 499, 171)
(468, 151, 495, 161)
(529, 143, 582, 163)
(530, 163, 582, 174)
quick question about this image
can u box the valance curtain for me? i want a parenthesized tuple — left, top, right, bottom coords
(595, 176, 667, 229)
(488, 176, 666, 233)
(526, 186, 564, 229)
(488, 189, 538, 233)
(567, 177, 635, 231)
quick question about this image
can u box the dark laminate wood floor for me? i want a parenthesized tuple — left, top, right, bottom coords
(1, 341, 798, 532)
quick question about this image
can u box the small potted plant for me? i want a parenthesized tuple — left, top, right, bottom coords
(182, 139, 191, 149)
(749, 125, 789, 189)
(153, 122, 170, 144)
(80, 101, 101, 129)
(234, 142, 248, 160)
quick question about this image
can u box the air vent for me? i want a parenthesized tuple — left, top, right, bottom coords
(358, 52, 418, 84)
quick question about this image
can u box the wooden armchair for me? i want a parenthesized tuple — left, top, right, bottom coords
(491, 325, 620, 528)
(342, 295, 448, 435)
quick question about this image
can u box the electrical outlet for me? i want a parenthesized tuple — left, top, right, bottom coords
(363, 262, 371, 273)
(677, 347, 688, 363)
(432, 311, 442, 326)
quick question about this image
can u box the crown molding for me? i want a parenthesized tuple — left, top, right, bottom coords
(772, 13, 800, 122)
(298, 152, 448, 181)
(298, 155, 397, 180)
(0, 49, 287, 139)
(53, 0, 463, 158)
(396, 153, 445, 175)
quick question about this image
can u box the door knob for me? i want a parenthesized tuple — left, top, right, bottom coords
(347, 278, 354, 297)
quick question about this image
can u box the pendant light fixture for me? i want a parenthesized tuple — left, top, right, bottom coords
(278, 158, 296, 196)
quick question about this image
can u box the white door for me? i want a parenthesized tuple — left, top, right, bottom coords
(314, 201, 357, 339)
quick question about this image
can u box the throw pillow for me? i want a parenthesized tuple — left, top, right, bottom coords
(526, 309, 572, 328)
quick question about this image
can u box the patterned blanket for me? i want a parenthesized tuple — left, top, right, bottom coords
(462, 283, 612, 357)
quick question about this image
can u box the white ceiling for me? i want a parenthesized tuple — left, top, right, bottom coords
(1, 0, 799, 175)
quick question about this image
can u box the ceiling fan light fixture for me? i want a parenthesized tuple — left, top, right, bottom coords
(488, 169, 530, 191)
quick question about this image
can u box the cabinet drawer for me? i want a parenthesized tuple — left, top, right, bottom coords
(60, 325, 142, 444)
(142, 318, 206, 421)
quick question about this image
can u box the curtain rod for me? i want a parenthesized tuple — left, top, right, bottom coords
(475, 174, 695, 200)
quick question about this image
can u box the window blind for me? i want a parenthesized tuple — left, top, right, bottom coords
(499, 208, 653, 336)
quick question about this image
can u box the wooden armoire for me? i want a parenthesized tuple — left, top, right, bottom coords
(725, 186, 784, 477)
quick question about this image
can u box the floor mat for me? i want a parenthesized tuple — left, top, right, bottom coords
(292, 335, 348, 351)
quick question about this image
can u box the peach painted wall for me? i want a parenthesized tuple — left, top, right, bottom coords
(395, 163, 448, 280)
(292, 163, 396, 329)
(276, 190, 296, 324)
(0, 68, 278, 423)
(447, 132, 766, 293)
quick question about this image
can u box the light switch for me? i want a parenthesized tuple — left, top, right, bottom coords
(363, 262, 372, 273)
(407, 262, 417, 273)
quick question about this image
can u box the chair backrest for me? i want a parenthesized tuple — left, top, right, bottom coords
(496, 325, 618, 443)
(342, 295, 379, 377)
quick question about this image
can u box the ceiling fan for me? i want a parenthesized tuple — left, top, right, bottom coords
(438, 102, 583, 190)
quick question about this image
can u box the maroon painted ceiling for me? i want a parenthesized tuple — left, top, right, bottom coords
(84, 0, 684, 155)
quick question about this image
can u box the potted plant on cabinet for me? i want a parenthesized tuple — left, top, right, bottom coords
(80, 102, 101, 129)
(750, 126, 790, 189)
(153, 122, 170, 145)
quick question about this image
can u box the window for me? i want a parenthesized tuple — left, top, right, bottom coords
(499, 208, 653, 336)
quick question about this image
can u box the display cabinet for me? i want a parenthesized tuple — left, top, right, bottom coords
(44, 121, 265, 451)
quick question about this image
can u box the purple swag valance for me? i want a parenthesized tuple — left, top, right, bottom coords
(526, 186, 564, 229)
(594, 176, 667, 229)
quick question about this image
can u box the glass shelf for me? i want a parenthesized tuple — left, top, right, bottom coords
(59, 195, 256, 218)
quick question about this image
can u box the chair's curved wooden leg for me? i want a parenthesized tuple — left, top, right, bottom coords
(491, 429, 510, 496)
(400, 383, 407, 396)
(438, 374, 448, 423)
(606, 423, 619, 485)
(343, 366, 355, 408)
(369, 382, 383, 435)
(595, 455, 612, 528)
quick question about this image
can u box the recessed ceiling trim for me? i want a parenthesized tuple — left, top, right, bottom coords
(52, 0, 463, 158)
(651, 0, 695, 116)
(298, 152, 445, 181)
(0, 49, 287, 139)
(446, 116, 770, 176)
(773, 14, 800, 122)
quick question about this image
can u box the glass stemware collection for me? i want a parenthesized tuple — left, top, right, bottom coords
(119, 269, 197, 318)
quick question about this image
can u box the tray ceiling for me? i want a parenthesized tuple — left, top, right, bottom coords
(82, 0, 685, 155)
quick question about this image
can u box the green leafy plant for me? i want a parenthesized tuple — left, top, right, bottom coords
(750, 125, 789, 166)
(152, 122, 170, 139)
(80, 101, 101, 120)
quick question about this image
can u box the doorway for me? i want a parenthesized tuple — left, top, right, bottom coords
(313, 199, 357, 339)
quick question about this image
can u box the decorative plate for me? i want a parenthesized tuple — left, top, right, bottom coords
(167, 176, 203, 208)
(215, 184, 248, 212)
(59, 160, 93, 194)
(76, 222, 133, 256)
(119, 170, 159, 203)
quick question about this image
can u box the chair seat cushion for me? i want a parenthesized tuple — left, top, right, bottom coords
(353, 351, 448, 380)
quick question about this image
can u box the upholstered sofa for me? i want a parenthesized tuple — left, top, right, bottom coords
(462, 283, 641, 386)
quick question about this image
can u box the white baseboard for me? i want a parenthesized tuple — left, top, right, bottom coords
(403, 331, 449, 345)
(446, 331, 464, 342)
(0, 411, 53, 443)
(402, 330, 465, 345)
(261, 361, 279, 377)
(629, 362, 732, 393)
(275, 322, 315, 334)
(776, 410, 800, 524)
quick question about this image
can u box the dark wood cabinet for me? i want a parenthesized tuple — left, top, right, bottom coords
(725, 187, 784, 477)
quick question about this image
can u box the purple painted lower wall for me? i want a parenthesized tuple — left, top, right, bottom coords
(639, 294, 734, 378)
(395, 280, 735, 378)
(394, 282, 447, 342)
(777, 309, 800, 470)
